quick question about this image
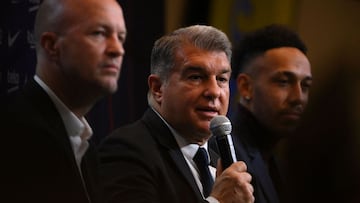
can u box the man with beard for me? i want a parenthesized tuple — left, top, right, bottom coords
(227, 24, 312, 203)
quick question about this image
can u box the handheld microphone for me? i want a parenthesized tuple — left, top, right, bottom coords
(210, 115, 237, 169)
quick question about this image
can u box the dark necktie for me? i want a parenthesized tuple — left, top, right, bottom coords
(193, 147, 214, 197)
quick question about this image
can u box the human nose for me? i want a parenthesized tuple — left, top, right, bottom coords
(289, 83, 307, 106)
(106, 34, 125, 57)
(204, 77, 221, 99)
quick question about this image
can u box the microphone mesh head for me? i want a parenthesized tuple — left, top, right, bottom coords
(210, 115, 232, 136)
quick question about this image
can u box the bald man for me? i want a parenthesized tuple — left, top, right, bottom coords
(1, 0, 126, 202)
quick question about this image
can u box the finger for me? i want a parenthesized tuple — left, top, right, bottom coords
(247, 182, 254, 194)
(229, 161, 247, 172)
(216, 159, 223, 177)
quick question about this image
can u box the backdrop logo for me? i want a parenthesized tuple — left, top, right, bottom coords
(8, 31, 21, 48)
(7, 70, 20, 93)
(27, 30, 36, 49)
(29, 0, 41, 12)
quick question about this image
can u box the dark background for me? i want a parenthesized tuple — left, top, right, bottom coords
(0, 0, 215, 144)
(2, 0, 360, 202)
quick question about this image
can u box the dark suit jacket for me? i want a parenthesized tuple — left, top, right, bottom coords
(211, 104, 282, 203)
(98, 108, 219, 203)
(0, 79, 103, 203)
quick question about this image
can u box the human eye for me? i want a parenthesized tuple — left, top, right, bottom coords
(274, 76, 290, 87)
(278, 79, 289, 85)
(301, 80, 312, 91)
(117, 33, 126, 43)
(188, 74, 203, 81)
(93, 30, 104, 36)
(217, 75, 229, 84)
(91, 27, 107, 38)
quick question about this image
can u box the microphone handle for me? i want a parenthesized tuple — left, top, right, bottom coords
(216, 134, 237, 169)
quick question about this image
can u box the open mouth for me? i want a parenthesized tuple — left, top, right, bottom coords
(196, 106, 219, 118)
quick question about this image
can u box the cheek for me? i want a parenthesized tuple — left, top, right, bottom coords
(302, 92, 310, 104)
(253, 88, 277, 110)
(66, 39, 101, 60)
(256, 84, 285, 102)
(219, 89, 230, 113)
(162, 88, 181, 109)
(60, 43, 85, 65)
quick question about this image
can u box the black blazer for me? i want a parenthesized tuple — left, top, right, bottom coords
(1, 79, 103, 203)
(228, 104, 281, 203)
(98, 108, 219, 203)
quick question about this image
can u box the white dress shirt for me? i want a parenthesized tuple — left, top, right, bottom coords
(34, 75, 92, 171)
(151, 107, 219, 203)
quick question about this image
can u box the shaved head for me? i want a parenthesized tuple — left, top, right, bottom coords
(34, 0, 122, 50)
(33, 0, 126, 114)
(34, 0, 66, 46)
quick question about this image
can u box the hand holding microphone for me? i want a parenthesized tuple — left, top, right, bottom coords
(209, 115, 255, 203)
(210, 115, 237, 169)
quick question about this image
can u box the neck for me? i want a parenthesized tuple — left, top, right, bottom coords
(41, 76, 97, 118)
(60, 92, 97, 118)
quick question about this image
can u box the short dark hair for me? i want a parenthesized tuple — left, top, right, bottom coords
(232, 24, 307, 78)
(151, 25, 232, 82)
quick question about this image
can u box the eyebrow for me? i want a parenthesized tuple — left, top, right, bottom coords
(183, 66, 231, 74)
(275, 71, 312, 81)
(95, 22, 127, 35)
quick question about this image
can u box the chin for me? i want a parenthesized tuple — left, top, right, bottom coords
(93, 86, 117, 98)
(277, 126, 298, 136)
(101, 81, 118, 94)
(197, 126, 211, 139)
(108, 85, 118, 94)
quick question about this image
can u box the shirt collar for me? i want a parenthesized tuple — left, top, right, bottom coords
(150, 107, 210, 161)
(34, 75, 93, 140)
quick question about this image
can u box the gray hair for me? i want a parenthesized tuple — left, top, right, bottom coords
(150, 25, 232, 81)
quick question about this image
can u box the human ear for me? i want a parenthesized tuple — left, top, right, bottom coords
(236, 73, 253, 101)
(148, 74, 163, 103)
(40, 32, 60, 61)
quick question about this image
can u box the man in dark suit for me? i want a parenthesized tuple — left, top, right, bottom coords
(98, 25, 254, 203)
(1, 0, 127, 202)
(229, 24, 313, 203)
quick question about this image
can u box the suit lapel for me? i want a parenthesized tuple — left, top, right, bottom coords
(168, 148, 203, 199)
(232, 105, 280, 203)
(142, 109, 204, 201)
(249, 149, 279, 203)
(24, 79, 83, 178)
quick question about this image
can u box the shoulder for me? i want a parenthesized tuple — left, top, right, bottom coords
(102, 119, 154, 146)
(98, 119, 160, 159)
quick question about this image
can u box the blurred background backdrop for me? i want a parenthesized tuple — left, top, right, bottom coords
(2, 0, 359, 141)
